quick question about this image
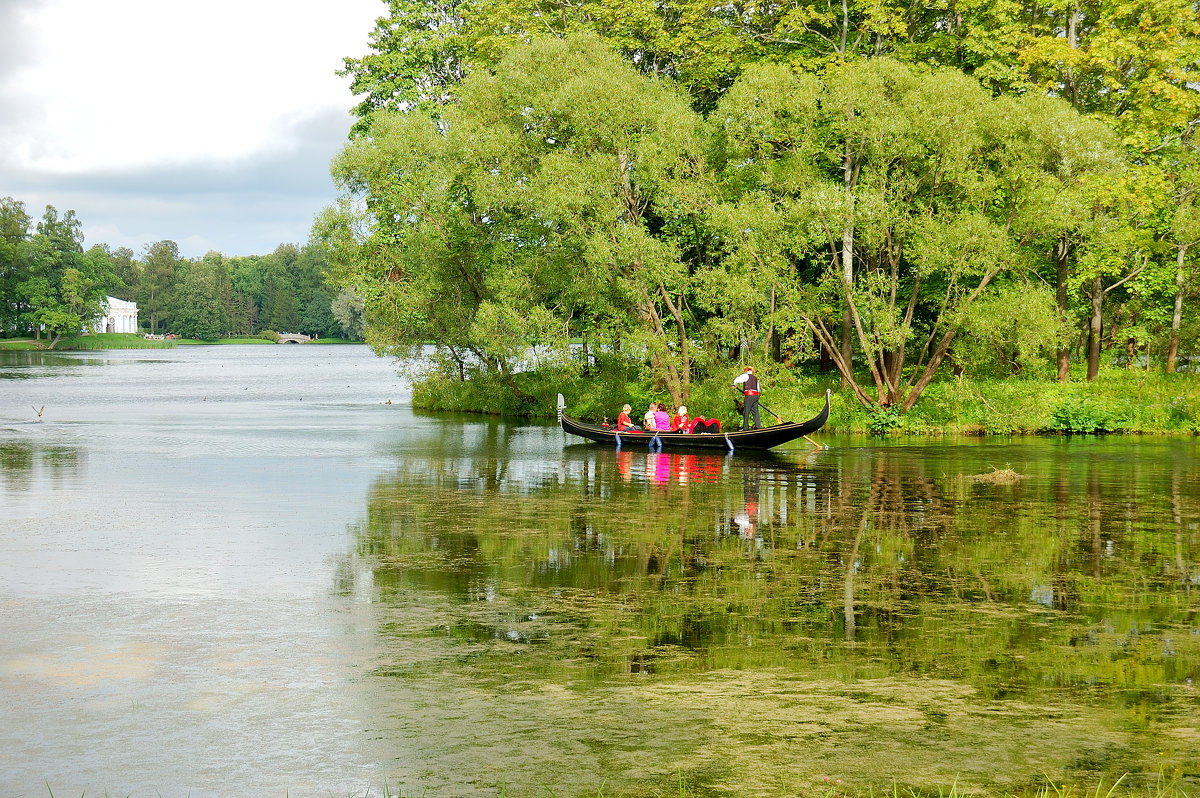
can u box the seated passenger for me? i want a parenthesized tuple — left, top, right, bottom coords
(644, 403, 657, 429)
(653, 404, 671, 431)
(671, 405, 690, 432)
(616, 404, 639, 431)
(688, 417, 721, 434)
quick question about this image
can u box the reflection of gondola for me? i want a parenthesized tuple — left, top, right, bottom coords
(558, 390, 830, 451)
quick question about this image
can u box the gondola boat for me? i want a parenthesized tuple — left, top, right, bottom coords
(557, 390, 830, 451)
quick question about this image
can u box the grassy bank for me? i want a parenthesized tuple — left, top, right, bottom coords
(412, 363, 1200, 436)
(0, 333, 176, 350)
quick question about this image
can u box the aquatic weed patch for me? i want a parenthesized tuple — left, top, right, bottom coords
(964, 468, 1027, 485)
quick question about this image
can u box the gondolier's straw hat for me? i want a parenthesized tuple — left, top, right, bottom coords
(745, 366, 754, 372)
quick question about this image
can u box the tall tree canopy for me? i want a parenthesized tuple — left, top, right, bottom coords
(330, 0, 1200, 411)
(0, 200, 118, 348)
(329, 34, 712, 405)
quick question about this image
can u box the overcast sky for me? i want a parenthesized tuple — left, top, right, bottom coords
(0, 0, 383, 258)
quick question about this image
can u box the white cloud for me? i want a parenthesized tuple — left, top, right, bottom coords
(0, 0, 383, 256)
(6, 0, 379, 170)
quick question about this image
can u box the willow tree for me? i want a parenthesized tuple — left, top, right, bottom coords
(712, 59, 1085, 411)
(321, 108, 564, 394)
(984, 94, 1121, 381)
(324, 34, 709, 406)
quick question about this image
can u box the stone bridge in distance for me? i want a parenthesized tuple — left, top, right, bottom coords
(277, 334, 311, 344)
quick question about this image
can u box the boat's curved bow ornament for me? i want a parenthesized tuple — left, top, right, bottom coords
(558, 389, 830, 451)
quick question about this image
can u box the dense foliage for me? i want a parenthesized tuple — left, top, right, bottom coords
(0, 199, 117, 349)
(1, 196, 362, 345)
(328, 0, 1200, 414)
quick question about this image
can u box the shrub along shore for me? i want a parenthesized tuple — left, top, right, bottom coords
(413, 364, 1200, 437)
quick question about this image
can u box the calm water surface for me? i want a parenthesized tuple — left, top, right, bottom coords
(0, 346, 1197, 797)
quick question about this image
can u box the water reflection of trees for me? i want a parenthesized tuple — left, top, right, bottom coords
(0, 441, 83, 491)
(351, 443, 1199, 703)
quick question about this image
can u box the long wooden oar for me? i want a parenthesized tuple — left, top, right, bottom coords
(759, 399, 826, 450)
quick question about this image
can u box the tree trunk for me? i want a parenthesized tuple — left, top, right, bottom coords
(1055, 237, 1071, 381)
(764, 284, 775, 362)
(1087, 275, 1103, 381)
(840, 0, 849, 56)
(657, 284, 691, 404)
(1065, 4, 1081, 107)
(1167, 245, 1186, 373)
(899, 265, 1004, 411)
(840, 132, 855, 386)
(640, 291, 685, 407)
(840, 308, 852, 385)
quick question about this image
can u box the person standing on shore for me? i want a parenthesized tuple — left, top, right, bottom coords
(733, 366, 761, 430)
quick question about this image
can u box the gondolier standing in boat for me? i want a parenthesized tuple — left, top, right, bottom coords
(733, 366, 762, 430)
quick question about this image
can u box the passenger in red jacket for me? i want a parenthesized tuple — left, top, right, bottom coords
(671, 405, 690, 432)
(616, 403, 639, 431)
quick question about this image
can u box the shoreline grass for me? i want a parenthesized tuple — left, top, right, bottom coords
(413, 362, 1200, 437)
(0, 333, 176, 350)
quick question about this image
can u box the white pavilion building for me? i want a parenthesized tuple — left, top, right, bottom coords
(91, 296, 139, 334)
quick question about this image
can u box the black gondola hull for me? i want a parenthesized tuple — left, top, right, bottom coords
(558, 390, 830, 451)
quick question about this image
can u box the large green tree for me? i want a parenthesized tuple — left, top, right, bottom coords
(710, 59, 1109, 409)
(169, 258, 227, 340)
(137, 240, 182, 334)
(3, 201, 133, 344)
(0, 197, 33, 334)
(329, 34, 711, 405)
(11, 207, 116, 348)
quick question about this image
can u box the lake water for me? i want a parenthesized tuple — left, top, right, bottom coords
(0, 346, 1197, 797)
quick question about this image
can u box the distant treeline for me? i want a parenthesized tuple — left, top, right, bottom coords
(1, 196, 362, 347)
